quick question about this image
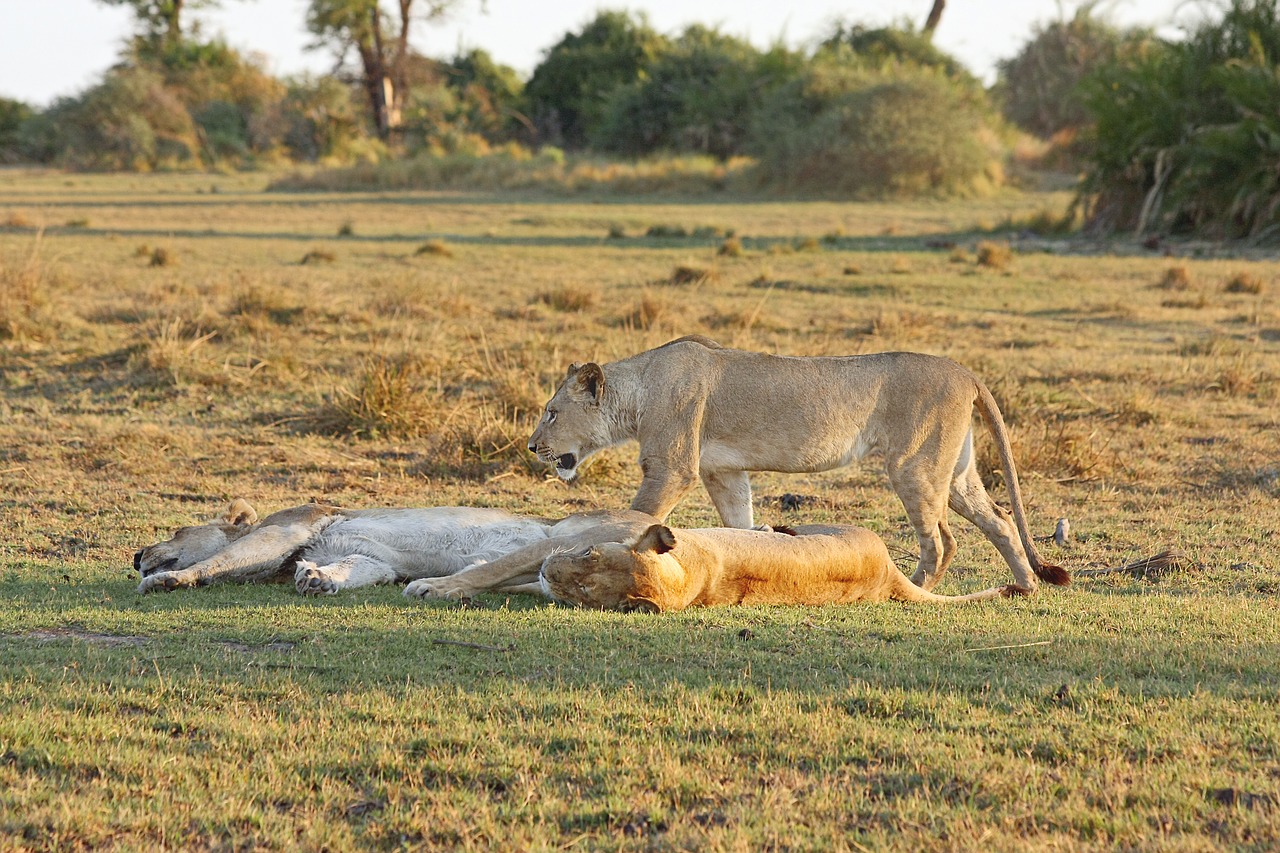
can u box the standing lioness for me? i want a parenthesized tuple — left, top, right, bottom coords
(528, 336, 1068, 594)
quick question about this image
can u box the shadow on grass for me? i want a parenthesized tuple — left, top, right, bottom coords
(3, 572, 1278, 701)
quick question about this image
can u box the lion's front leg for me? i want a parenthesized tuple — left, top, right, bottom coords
(137, 569, 204, 594)
(630, 459, 699, 522)
(700, 469, 755, 529)
(403, 541, 554, 600)
(295, 556, 398, 595)
(136, 521, 322, 594)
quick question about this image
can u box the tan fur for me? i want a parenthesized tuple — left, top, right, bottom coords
(528, 336, 1068, 593)
(540, 524, 1018, 611)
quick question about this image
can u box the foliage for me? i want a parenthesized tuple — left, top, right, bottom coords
(279, 74, 372, 162)
(0, 98, 33, 163)
(524, 10, 668, 149)
(95, 0, 230, 48)
(819, 21, 976, 83)
(749, 60, 1003, 197)
(996, 5, 1153, 138)
(1081, 0, 1280, 239)
(592, 26, 800, 159)
(305, 0, 459, 139)
(40, 66, 202, 170)
(439, 48, 528, 142)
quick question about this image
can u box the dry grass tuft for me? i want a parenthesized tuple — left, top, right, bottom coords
(1158, 265, 1193, 290)
(976, 241, 1012, 270)
(227, 283, 305, 327)
(337, 221, 355, 237)
(416, 239, 453, 258)
(311, 354, 446, 439)
(796, 237, 822, 252)
(300, 249, 336, 265)
(1207, 353, 1266, 397)
(2, 211, 33, 229)
(536, 284, 600, 313)
(982, 419, 1112, 486)
(618, 290, 673, 330)
(949, 246, 970, 264)
(149, 247, 175, 267)
(718, 237, 743, 257)
(645, 224, 688, 238)
(667, 265, 718, 286)
(136, 318, 219, 385)
(1224, 272, 1263, 295)
(0, 236, 54, 341)
(607, 223, 627, 239)
(843, 265, 862, 276)
(890, 256, 912, 274)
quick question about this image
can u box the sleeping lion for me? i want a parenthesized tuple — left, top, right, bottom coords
(537, 522, 1018, 612)
(133, 499, 553, 595)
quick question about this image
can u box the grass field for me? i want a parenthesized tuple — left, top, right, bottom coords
(1, 169, 1278, 850)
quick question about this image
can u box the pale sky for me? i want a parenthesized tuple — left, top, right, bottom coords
(1, 0, 1198, 107)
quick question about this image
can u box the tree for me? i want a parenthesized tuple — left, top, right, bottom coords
(996, 6, 1150, 138)
(524, 11, 667, 149)
(593, 27, 798, 159)
(306, 0, 459, 140)
(923, 1, 946, 37)
(96, 1, 228, 49)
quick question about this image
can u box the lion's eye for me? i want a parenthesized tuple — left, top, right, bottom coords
(546, 410, 557, 424)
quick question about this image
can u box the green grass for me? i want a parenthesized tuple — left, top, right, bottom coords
(1, 169, 1278, 849)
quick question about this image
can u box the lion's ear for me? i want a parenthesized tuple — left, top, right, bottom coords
(224, 499, 258, 527)
(634, 524, 677, 555)
(566, 362, 582, 378)
(575, 362, 605, 401)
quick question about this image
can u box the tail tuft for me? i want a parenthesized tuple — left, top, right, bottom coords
(771, 524, 799, 536)
(1034, 561, 1071, 587)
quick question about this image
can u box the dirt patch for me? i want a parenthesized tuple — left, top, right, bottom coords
(19, 628, 148, 647)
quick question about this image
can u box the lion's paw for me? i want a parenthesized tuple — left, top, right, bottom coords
(403, 578, 471, 600)
(295, 560, 338, 595)
(137, 571, 194, 594)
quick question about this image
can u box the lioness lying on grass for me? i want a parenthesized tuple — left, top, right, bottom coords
(403, 510, 1015, 610)
(538, 523, 1018, 612)
(134, 499, 552, 595)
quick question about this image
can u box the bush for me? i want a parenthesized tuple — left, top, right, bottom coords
(592, 26, 799, 159)
(0, 98, 33, 164)
(279, 75, 369, 163)
(996, 7, 1152, 138)
(525, 10, 668, 149)
(749, 61, 1003, 197)
(44, 66, 201, 170)
(1081, 0, 1280, 239)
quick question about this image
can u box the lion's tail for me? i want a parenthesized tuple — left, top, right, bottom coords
(890, 573, 1023, 603)
(973, 381, 1071, 587)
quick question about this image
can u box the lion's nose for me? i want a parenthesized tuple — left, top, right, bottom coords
(527, 442, 537, 453)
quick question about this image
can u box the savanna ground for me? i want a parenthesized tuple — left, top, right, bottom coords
(1, 169, 1278, 851)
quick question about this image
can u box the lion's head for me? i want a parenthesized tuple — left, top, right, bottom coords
(527, 362, 615, 481)
(538, 524, 681, 612)
(134, 499, 258, 577)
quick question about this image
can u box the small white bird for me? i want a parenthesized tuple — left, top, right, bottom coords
(1054, 518, 1071, 547)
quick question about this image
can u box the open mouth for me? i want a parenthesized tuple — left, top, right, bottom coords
(553, 453, 578, 478)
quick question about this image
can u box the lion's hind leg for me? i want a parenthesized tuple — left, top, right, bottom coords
(886, 459, 953, 592)
(295, 555, 398, 595)
(947, 461, 1039, 592)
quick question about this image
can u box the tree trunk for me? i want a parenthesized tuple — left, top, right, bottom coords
(923, 0, 945, 37)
